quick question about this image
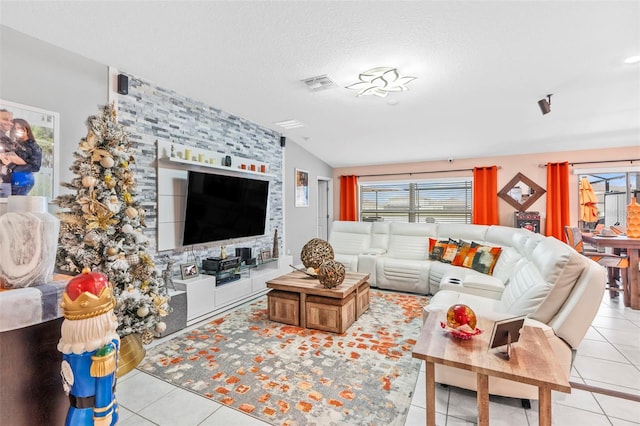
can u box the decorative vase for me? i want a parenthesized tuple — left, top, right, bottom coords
(627, 198, 640, 239)
(272, 228, 279, 258)
(116, 333, 146, 378)
(0, 196, 60, 288)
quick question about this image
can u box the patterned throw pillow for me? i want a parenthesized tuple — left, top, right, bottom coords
(429, 238, 450, 261)
(463, 244, 502, 275)
(440, 241, 459, 264)
(452, 240, 474, 266)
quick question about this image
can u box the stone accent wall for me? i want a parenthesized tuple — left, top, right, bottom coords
(117, 75, 283, 266)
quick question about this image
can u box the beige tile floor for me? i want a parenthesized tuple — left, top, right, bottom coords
(116, 293, 640, 425)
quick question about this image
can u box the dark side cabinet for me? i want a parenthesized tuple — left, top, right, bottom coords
(514, 211, 541, 233)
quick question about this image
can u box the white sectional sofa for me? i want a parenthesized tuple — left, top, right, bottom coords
(328, 220, 606, 401)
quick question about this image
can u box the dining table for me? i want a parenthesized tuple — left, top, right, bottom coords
(582, 233, 640, 310)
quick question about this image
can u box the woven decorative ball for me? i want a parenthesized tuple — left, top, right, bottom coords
(300, 238, 334, 269)
(126, 253, 140, 266)
(317, 259, 346, 289)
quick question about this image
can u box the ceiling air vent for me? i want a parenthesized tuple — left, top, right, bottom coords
(301, 75, 338, 92)
(275, 119, 304, 129)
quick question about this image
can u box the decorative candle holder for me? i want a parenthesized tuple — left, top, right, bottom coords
(627, 198, 640, 238)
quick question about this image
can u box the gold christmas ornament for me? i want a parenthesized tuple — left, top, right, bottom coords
(100, 156, 115, 168)
(106, 247, 118, 256)
(81, 176, 97, 188)
(124, 206, 138, 218)
(300, 238, 334, 269)
(136, 305, 149, 318)
(317, 259, 346, 289)
(155, 321, 167, 333)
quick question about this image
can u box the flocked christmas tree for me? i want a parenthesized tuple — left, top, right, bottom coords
(55, 104, 170, 342)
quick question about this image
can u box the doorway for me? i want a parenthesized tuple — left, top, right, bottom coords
(577, 170, 639, 229)
(317, 177, 332, 240)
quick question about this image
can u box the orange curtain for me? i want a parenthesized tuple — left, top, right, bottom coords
(339, 175, 358, 221)
(472, 166, 498, 225)
(545, 162, 570, 241)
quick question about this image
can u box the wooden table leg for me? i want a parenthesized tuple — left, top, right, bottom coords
(300, 293, 306, 328)
(426, 361, 435, 426)
(477, 373, 489, 426)
(628, 249, 639, 310)
(538, 387, 552, 426)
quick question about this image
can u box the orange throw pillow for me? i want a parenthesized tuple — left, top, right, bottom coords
(429, 238, 451, 261)
(463, 244, 502, 275)
(452, 242, 472, 266)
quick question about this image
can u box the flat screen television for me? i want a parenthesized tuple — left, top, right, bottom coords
(182, 170, 270, 246)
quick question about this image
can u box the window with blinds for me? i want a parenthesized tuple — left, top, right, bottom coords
(360, 179, 473, 223)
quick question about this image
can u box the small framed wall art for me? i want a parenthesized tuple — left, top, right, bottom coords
(180, 262, 199, 280)
(294, 168, 309, 207)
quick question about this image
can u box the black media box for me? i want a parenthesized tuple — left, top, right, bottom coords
(203, 256, 240, 272)
(235, 247, 252, 261)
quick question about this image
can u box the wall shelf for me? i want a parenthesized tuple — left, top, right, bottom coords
(157, 140, 273, 179)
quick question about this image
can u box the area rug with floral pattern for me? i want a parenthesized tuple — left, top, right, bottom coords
(139, 290, 428, 426)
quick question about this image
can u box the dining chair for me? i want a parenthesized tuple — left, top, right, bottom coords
(565, 226, 629, 298)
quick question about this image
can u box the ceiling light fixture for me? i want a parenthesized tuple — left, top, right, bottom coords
(538, 94, 552, 115)
(346, 67, 416, 98)
(624, 55, 640, 64)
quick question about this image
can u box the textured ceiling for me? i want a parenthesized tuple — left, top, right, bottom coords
(1, 1, 639, 167)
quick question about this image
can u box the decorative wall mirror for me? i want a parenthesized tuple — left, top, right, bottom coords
(498, 172, 546, 211)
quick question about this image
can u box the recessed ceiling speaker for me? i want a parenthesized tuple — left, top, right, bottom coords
(280, 136, 286, 147)
(538, 94, 552, 115)
(117, 74, 129, 95)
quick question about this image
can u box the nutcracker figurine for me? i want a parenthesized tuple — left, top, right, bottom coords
(58, 268, 120, 426)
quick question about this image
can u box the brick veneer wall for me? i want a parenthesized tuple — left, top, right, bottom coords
(117, 74, 283, 266)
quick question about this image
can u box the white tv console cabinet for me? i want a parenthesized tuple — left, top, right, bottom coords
(173, 255, 293, 326)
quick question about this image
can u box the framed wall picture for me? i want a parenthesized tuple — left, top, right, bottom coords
(0, 99, 60, 199)
(180, 262, 199, 280)
(295, 168, 309, 207)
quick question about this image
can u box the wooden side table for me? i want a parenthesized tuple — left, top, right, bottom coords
(412, 312, 571, 426)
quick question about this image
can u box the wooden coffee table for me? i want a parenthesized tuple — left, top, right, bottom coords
(412, 312, 571, 426)
(266, 271, 370, 333)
